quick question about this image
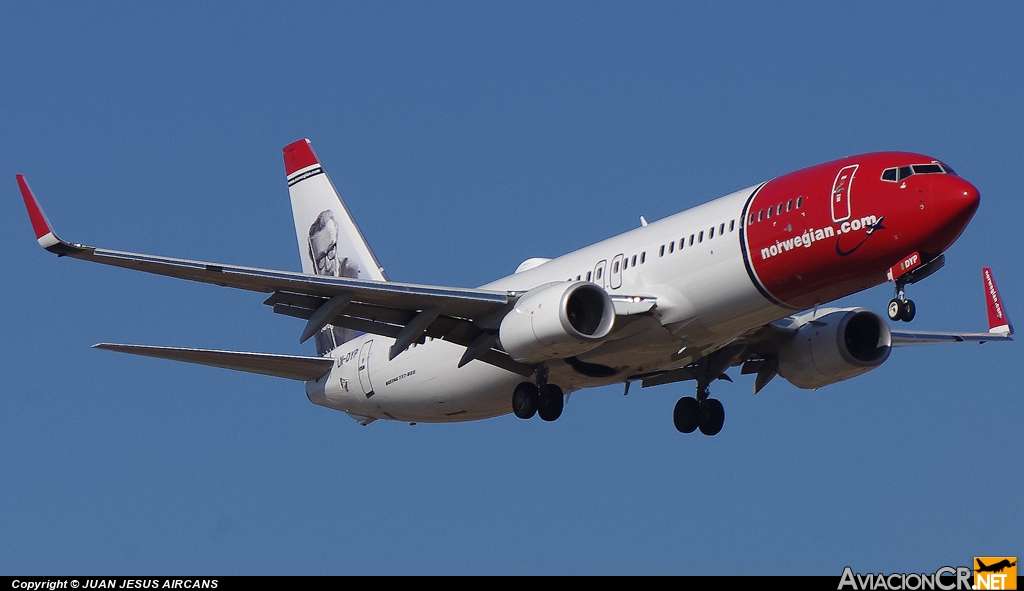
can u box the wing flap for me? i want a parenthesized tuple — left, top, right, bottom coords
(92, 343, 335, 381)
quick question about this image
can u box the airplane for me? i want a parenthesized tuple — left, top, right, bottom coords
(17, 140, 1014, 435)
(976, 558, 1016, 573)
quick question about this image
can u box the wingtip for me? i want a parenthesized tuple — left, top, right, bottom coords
(982, 267, 1013, 336)
(282, 138, 320, 176)
(16, 174, 61, 248)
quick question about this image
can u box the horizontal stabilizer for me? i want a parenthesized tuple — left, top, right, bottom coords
(93, 343, 335, 381)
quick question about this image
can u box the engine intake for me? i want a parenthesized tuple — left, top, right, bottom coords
(499, 281, 616, 364)
(778, 308, 892, 389)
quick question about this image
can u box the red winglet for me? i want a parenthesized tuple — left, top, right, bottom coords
(16, 174, 57, 241)
(283, 139, 320, 176)
(982, 267, 1013, 335)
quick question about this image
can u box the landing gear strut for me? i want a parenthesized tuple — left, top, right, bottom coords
(511, 369, 564, 422)
(673, 381, 725, 436)
(887, 281, 916, 323)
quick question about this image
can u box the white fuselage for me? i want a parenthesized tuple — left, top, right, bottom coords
(305, 184, 789, 423)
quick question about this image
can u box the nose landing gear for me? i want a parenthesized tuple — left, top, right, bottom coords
(888, 284, 916, 323)
(886, 253, 946, 323)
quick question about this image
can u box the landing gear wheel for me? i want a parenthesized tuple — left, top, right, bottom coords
(888, 298, 903, 321)
(673, 397, 700, 434)
(698, 398, 725, 436)
(512, 382, 539, 419)
(537, 384, 564, 422)
(901, 299, 916, 322)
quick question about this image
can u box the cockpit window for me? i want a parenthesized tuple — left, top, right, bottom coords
(886, 162, 951, 183)
(912, 164, 944, 174)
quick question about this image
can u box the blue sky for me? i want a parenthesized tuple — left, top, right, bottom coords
(1, 2, 1021, 575)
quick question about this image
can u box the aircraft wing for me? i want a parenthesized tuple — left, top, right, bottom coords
(891, 267, 1013, 346)
(640, 265, 1013, 394)
(19, 176, 656, 377)
(18, 175, 527, 372)
(889, 330, 1013, 346)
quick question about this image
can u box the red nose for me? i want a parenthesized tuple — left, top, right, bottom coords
(923, 176, 980, 253)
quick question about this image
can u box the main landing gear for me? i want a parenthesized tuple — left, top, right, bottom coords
(512, 381, 564, 422)
(673, 382, 725, 436)
(671, 350, 737, 436)
(887, 282, 916, 323)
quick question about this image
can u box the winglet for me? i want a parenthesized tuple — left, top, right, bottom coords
(982, 267, 1013, 336)
(16, 174, 63, 250)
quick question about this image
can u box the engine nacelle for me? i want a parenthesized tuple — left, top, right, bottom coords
(777, 308, 892, 389)
(499, 281, 616, 364)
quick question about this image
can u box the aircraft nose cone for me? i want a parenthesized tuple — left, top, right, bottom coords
(923, 176, 980, 253)
(941, 176, 981, 221)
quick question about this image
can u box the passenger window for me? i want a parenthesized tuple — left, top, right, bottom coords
(786, 200, 792, 212)
(758, 210, 764, 222)
(576, 275, 581, 280)
(596, 267, 603, 279)
(659, 245, 665, 257)
(898, 166, 913, 181)
(631, 255, 637, 266)
(796, 197, 803, 208)
(622, 259, 628, 270)
(729, 220, 735, 232)
(679, 238, 685, 249)
(881, 167, 898, 182)
(709, 226, 715, 239)
(614, 261, 620, 272)
(776, 204, 783, 215)
(689, 234, 695, 246)
(766, 207, 772, 219)
(640, 252, 646, 264)
(719, 223, 725, 235)
(586, 271, 591, 281)
(748, 213, 755, 225)
(669, 242, 674, 253)
(698, 231, 704, 243)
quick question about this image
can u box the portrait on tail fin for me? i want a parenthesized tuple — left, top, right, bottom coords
(308, 209, 363, 354)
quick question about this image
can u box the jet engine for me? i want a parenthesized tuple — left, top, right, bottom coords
(777, 308, 892, 389)
(499, 281, 616, 364)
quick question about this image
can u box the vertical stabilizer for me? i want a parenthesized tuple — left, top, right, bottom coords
(284, 139, 388, 355)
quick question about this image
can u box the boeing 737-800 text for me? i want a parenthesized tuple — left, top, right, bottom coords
(17, 140, 1013, 435)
